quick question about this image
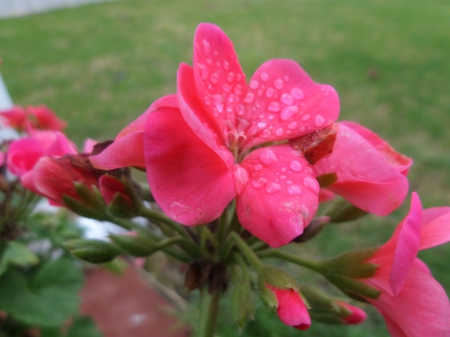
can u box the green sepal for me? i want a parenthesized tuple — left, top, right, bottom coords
(324, 197, 368, 223)
(63, 194, 108, 221)
(63, 239, 121, 264)
(201, 227, 219, 255)
(321, 248, 379, 279)
(300, 284, 339, 314)
(106, 176, 142, 218)
(325, 273, 381, 300)
(231, 281, 254, 329)
(316, 172, 338, 188)
(309, 312, 346, 325)
(74, 183, 107, 213)
(109, 233, 155, 257)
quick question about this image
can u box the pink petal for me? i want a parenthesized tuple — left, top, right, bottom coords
(242, 59, 339, 150)
(7, 138, 45, 176)
(177, 63, 233, 164)
(341, 121, 412, 175)
(99, 175, 131, 205)
(0, 152, 4, 166)
(26, 105, 67, 131)
(420, 207, 450, 249)
(90, 131, 145, 169)
(236, 145, 319, 247)
(334, 301, 367, 325)
(0, 106, 28, 130)
(267, 286, 311, 330)
(82, 138, 97, 153)
(45, 132, 77, 157)
(389, 192, 422, 296)
(192, 23, 248, 142)
(314, 123, 408, 216)
(144, 106, 235, 225)
(366, 259, 450, 337)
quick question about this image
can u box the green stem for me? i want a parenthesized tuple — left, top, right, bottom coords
(258, 249, 323, 272)
(141, 207, 189, 239)
(197, 290, 221, 337)
(227, 232, 262, 270)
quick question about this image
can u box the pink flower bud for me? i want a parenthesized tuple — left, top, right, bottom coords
(334, 301, 367, 325)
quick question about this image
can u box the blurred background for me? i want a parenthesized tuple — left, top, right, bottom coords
(1, 0, 449, 336)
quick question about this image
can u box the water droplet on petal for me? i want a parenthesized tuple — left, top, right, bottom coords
(236, 105, 245, 116)
(224, 61, 230, 70)
(281, 93, 294, 105)
(236, 74, 242, 81)
(265, 87, 274, 98)
(287, 180, 293, 185)
(260, 73, 269, 82)
(213, 51, 218, 57)
(234, 85, 243, 95)
(252, 177, 268, 189)
(227, 72, 235, 82)
(260, 149, 278, 164)
(268, 102, 280, 112)
(266, 182, 281, 194)
(283, 75, 290, 82)
(212, 95, 224, 113)
(197, 63, 208, 80)
(287, 185, 302, 195)
(291, 88, 304, 100)
(244, 92, 254, 103)
(268, 115, 275, 120)
(250, 80, 259, 89)
(222, 83, 231, 92)
(254, 164, 263, 171)
(258, 121, 266, 128)
(202, 39, 211, 55)
(280, 106, 299, 121)
(274, 79, 284, 89)
(228, 94, 235, 103)
(204, 96, 211, 106)
(303, 177, 320, 194)
(206, 59, 213, 65)
(210, 73, 219, 84)
(275, 128, 284, 136)
(280, 175, 286, 179)
(288, 121, 297, 129)
(289, 160, 303, 172)
(315, 115, 325, 127)
(261, 129, 271, 138)
(281, 167, 286, 173)
(302, 114, 310, 121)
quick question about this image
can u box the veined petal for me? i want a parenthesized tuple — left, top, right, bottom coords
(192, 23, 248, 142)
(314, 124, 408, 216)
(420, 207, 450, 249)
(236, 145, 319, 247)
(341, 121, 412, 175)
(178, 63, 233, 164)
(144, 106, 235, 225)
(242, 59, 339, 150)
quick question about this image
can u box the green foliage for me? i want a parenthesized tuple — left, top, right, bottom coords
(0, 242, 39, 276)
(0, 259, 84, 327)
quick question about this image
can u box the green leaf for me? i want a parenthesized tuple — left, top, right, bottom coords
(66, 316, 103, 337)
(0, 241, 39, 276)
(0, 259, 84, 327)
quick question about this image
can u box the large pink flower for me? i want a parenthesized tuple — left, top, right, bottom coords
(142, 23, 339, 247)
(361, 192, 450, 336)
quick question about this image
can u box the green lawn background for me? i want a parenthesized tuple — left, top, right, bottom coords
(1, 0, 449, 336)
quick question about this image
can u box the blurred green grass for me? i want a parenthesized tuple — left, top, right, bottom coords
(1, 0, 450, 335)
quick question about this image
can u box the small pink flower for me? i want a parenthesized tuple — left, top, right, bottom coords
(334, 301, 367, 325)
(361, 193, 450, 336)
(266, 285, 311, 330)
(26, 105, 66, 131)
(0, 106, 28, 130)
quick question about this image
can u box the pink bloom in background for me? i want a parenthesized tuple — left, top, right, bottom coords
(140, 23, 339, 247)
(0, 152, 4, 167)
(361, 192, 450, 336)
(310, 122, 410, 215)
(0, 105, 66, 132)
(265, 285, 311, 330)
(0, 106, 28, 130)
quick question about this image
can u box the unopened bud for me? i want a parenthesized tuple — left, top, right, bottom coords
(109, 232, 155, 257)
(64, 239, 121, 264)
(324, 197, 367, 223)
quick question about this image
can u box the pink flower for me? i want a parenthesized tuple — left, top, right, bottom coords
(308, 122, 410, 215)
(265, 285, 311, 330)
(26, 105, 66, 131)
(0, 106, 28, 130)
(139, 23, 339, 247)
(361, 192, 450, 336)
(99, 175, 132, 205)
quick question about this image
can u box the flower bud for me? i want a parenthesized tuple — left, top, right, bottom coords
(63, 239, 121, 264)
(231, 281, 254, 329)
(109, 232, 155, 257)
(324, 196, 368, 223)
(99, 175, 142, 218)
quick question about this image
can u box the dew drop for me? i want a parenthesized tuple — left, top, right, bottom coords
(281, 167, 286, 173)
(289, 160, 303, 172)
(234, 85, 243, 95)
(212, 95, 224, 113)
(206, 59, 213, 65)
(236, 74, 242, 81)
(268, 101, 280, 112)
(274, 79, 284, 89)
(302, 114, 310, 121)
(252, 177, 268, 189)
(197, 63, 208, 80)
(228, 94, 235, 103)
(210, 73, 219, 84)
(258, 114, 265, 118)
(300, 127, 305, 132)
(260, 72, 269, 82)
(227, 72, 235, 82)
(265, 87, 274, 98)
(260, 149, 278, 164)
(287, 185, 302, 195)
(258, 121, 266, 128)
(283, 75, 290, 82)
(268, 115, 275, 120)
(266, 182, 281, 194)
(250, 80, 259, 89)
(202, 39, 211, 55)
(243, 92, 254, 103)
(261, 129, 271, 138)
(281, 93, 294, 105)
(222, 83, 231, 92)
(286, 180, 293, 185)
(224, 61, 230, 70)
(204, 96, 211, 106)
(315, 115, 325, 127)
(291, 88, 304, 100)
(288, 121, 297, 129)
(303, 177, 320, 194)
(236, 105, 245, 116)
(275, 128, 284, 136)
(280, 106, 299, 121)
(254, 164, 263, 171)
(280, 175, 286, 179)
(213, 51, 218, 57)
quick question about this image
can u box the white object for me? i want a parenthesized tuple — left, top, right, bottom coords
(0, 72, 13, 111)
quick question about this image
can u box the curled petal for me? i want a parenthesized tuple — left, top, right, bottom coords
(420, 206, 450, 249)
(192, 23, 248, 140)
(242, 59, 339, 150)
(314, 123, 408, 216)
(7, 138, 45, 176)
(341, 121, 412, 175)
(237, 145, 319, 247)
(144, 106, 235, 225)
